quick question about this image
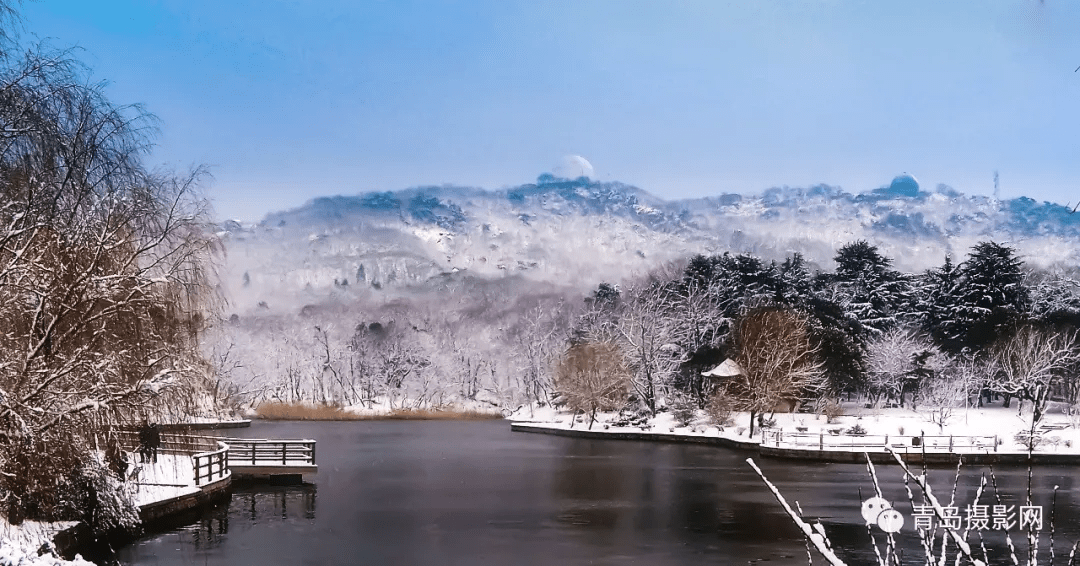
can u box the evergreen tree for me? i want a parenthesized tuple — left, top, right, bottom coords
(683, 254, 718, 288)
(954, 242, 1030, 351)
(919, 255, 965, 353)
(804, 296, 866, 394)
(776, 252, 814, 306)
(709, 253, 781, 318)
(830, 241, 912, 338)
(590, 282, 621, 309)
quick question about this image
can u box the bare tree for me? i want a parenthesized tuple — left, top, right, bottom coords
(864, 327, 937, 407)
(554, 341, 630, 429)
(0, 24, 219, 527)
(725, 307, 825, 437)
(988, 325, 1078, 427)
(668, 279, 727, 399)
(616, 284, 687, 415)
(921, 357, 980, 431)
(509, 298, 569, 408)
(349, 320, 431, 410)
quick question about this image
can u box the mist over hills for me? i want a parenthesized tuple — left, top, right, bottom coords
(217, 174, 1080, 316)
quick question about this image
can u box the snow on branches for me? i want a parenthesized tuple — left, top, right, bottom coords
(0, 8, 219, 527)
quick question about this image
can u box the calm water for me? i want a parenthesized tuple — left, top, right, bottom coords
(111, 420, 1080, 565)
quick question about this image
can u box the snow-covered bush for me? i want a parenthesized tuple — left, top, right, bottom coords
(845, 423, 867, 436)
(821, 400, 844, 423)
(670, 394, 697, 427)
(0, 427, 137, 534)
(705, 392, 736, 428)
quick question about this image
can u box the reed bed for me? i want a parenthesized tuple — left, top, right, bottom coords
(254, 402, 503, 421)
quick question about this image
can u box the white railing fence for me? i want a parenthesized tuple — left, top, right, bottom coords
(760, 430, 998, 452)
(214, 437, 316, 466)
(192, 441, 230, 486)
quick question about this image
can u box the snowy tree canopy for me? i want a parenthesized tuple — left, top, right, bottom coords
(954, 242, 1030, 352)
(828, 240, 912, 338)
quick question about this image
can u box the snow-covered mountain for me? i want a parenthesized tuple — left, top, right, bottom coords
(217, 174, 1080, 315)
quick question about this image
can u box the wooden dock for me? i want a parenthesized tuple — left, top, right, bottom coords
(54, 432, 319, 559)
(217, 437, 319, 481)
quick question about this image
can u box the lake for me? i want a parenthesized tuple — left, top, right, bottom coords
(112, 420, 1080, 565)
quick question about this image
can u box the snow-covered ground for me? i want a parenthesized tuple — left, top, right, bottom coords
(128, 453, 201, 506)
(0, 519, 93, 566)
(1, 451, 204, 566)
(510, 400, 1080, 455)
(167, 415, 251, 426)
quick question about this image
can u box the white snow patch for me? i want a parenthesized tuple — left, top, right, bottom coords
(509, 400, 1080, 455)
(0, 520, 92, 566)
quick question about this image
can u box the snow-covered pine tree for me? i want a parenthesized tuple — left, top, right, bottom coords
(775, 252, 814, 306)
(829, 241, 913, 338)
(707, 252, 781, 319)
(918, 254, 965, 354)
(954, 242, 1030, 352)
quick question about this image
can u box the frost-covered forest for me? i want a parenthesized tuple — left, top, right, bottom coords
(213, 233, 1080, 435)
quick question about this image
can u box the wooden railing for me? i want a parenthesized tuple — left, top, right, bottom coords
(192, 441, 230, 486)
(216, 437, 317, 467)
(761, 430, 999, 452)
(115, 430, 219, 455)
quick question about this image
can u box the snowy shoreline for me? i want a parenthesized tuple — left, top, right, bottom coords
(509, 401, 1080, 466)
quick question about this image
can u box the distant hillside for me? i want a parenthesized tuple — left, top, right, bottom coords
(217, 174, 1080, 315)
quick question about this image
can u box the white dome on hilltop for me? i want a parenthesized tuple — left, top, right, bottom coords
(553, 155, 594, 179)
(888, 173, 920, 197)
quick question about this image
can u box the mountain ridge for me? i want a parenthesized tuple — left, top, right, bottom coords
(218, 175, 1080, 315)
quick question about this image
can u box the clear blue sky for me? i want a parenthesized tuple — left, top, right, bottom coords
(18, 0, 1080, 221)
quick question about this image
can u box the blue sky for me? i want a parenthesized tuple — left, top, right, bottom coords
(17, 0, 1080, 221)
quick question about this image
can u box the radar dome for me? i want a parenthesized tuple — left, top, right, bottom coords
(887, 173, 920, 197)
(552, 155, 594, 180)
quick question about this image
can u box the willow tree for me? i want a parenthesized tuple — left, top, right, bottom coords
(555, 341, 630, 429)
(0, 9, 219, 528)
(726, 307, 825, 437)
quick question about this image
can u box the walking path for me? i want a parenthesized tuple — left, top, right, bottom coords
(2, 428, 317, 565)
(510, 403, 1080, 465)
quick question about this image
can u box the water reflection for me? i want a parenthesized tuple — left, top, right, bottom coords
(113, 421, 1080, 566)
(232, 483, 318, 523)
(115, 483, 316, 563)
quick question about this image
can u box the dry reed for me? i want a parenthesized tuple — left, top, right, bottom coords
(254, 402, 503, 421)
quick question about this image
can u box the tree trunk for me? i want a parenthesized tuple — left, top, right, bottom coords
(749, 409, 757, 438)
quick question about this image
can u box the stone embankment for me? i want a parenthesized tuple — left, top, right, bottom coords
(510, 421, 1080, 466)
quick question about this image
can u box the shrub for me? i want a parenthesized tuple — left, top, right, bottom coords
(611, 406, 651, 428)
(0, 427, 138, 534)
(1014, 431, 1043, 450)
(821, 400, 844, 423)
(671, 394, 698, 428)
(705, 392, 736, 428)
(846, 423, 867, 436)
